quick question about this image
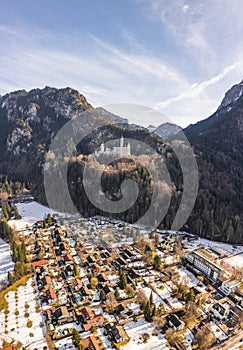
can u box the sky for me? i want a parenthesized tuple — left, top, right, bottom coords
(0, 0, 242, 127)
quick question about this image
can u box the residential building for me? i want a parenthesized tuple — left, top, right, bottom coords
(186, 249, 224, 281)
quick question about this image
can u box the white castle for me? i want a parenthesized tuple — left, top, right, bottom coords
(95, 136, 131, 159)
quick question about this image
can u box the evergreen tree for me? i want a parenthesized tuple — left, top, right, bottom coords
(100, 289, 106, 302)
(119, 269, 127, 290)
(72, 328, 81, 349)
(144, 244, 152, 254)
(114, 289, 120, 300)
(187, 289, 195, 302)
(47, 213, 53, 226)
(0, 219, 13, 241)
(144, 300, 151, 322)
(8, 271, 14, 285)
(12, 241, 19, 262)
(153, 255, 162, 271)
(13, 205, 22, 220)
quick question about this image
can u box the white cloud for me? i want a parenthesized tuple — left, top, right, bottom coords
(0, 4, 242, 129)
(155, 62, 240, 109)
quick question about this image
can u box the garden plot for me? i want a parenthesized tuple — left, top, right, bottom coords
(140, 287, 163, 306)
(0, 277, 47, 349)
(122, 318, 169, 350)
(177, 268, 200, 287)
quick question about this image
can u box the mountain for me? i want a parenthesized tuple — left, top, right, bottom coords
(147, 125, 157, 132)
(96, 107, 145, 130)
(182, 79, 243, 243)
(0, 86, 99, 181)
(184, 80, 243, 138)
(0, 83, 242, 244)
(95, 107, 129, 125)
(153, 122, 182, 139)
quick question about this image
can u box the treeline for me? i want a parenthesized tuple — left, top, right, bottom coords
(0, 202, 28, 286)
(0, 219, 29, 285)
(8, 241, 28, 285)
(0, 175, 28, 200)
(1, 201, 22, 220)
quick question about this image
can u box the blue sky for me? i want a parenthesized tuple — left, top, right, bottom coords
(0, 0, 242, 127)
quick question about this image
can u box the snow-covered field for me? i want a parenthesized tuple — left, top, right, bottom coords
(0, 277, 47, 349)
(222, 252, 243, 269)
(0, 238, 14, 286)
(121, 318, 169, 350)
(8, 201, 63, 231)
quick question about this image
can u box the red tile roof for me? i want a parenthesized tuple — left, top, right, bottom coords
(80, 306, 95, 319)
(83, 315, 104, 331)
(32, 259, 47, 267)
(46, 288, 57, 300)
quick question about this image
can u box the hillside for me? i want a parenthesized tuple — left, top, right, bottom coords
(182, 80, 243, 243)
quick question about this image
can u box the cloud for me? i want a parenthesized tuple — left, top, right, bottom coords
(155, 62, 240, 109)
(0, 3, 242, 128)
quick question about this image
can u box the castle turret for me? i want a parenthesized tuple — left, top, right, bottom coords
(120, 136, 124, 148)
(100, 143, 105, 153)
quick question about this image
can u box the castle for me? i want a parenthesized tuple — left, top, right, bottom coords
(95, 136, 131, 159)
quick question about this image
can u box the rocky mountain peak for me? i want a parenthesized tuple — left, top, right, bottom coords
(218, 79, 243, 110)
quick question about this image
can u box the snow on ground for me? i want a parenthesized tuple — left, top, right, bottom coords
(127, 302, 141, 315)
(121, 318, 169, 350)
(181, 233, 243, 256)
(8, 201, 64, 230)
(140, 287, 164, 307)
(183, 328, 194, 349)
(97, 327, 113, 350)
(0, 238, 14, 286)
(210, 321, 228, 342)
(177, 267, 200, 287)
(0, 277, 47, 349)
(53, 336, 76, 350)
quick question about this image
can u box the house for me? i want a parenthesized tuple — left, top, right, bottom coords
(98, 273, 109, 283)
(81, 285, 91, 298)
(46, 288, 57, 303)
(166, 314, 185, 331)
(106, 323, 129, 343)
(53, 306, 72, 324)
(35, 220, 44, 228)
(185, 249, 224, 282)
(87, 255, 97, 265)
(72, 278, 83, 290)
(220, 279, 241, 295)
(80, 307, 95, 321)
(32, 259, 47, 268)
(42, 275, 52, 288)
(64, 253, 74, 263)
(80, 336, 102, 350)
(210, 302, 230, 320)
(83, 315, 104, 331)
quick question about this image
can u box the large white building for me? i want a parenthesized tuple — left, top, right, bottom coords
(95, 136, 131, 159)
(186, 249, 224, 282)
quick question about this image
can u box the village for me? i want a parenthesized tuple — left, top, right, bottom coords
(0, 201, 243, 350)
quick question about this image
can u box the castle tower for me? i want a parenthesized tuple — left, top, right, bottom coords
(120, 136, 124, 148)
(100, 142, 105, 153)
(127, 142, 131, 155)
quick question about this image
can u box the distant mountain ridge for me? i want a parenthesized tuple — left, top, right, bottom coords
(153, 122, 182, 139)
